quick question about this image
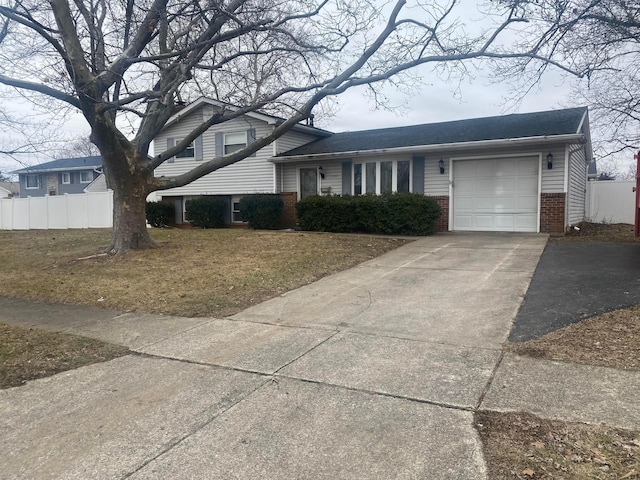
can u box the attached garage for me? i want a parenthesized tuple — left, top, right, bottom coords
(452, 156, 540, 232)
(275, 106, 592, 234)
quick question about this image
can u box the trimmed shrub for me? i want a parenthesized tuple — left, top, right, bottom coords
(185, 196, 227, 228)
(240, 194, 284, 230)
(296, 193, 441, 236)
(146, 201, 174, 228)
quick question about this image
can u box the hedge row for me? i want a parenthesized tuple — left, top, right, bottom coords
(185, 196, 227, 228)
(146, 201, 174, 228)
(239, 194, 283, 230)
(296, 193, 441, 236)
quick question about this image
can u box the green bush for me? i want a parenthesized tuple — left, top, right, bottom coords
(185, 196, 227, 228)
(145, 201, 174, 228)
(240, 194, 284, 229)
(296, 193, 441, 235)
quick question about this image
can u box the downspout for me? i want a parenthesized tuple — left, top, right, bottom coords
(564, 144, 570, 231)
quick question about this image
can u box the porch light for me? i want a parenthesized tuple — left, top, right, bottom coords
(438, 158, 445, 174)
(547, 153, 553, 169)
(318, 165, 325, 179)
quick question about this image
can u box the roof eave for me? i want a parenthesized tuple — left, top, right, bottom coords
(163, 97, 332, 137)
(271, 133, 587, 163)
(13, 165, 101, 174)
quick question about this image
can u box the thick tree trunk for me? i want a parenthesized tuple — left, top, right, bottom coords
(110, 182, 157, 254)
(95, 134, 158, 254)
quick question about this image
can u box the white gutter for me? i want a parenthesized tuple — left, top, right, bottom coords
(270, 133, 586, 163)
(13, 166, 101, 174)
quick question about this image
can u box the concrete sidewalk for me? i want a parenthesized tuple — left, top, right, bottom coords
(1, 233, 639, 479)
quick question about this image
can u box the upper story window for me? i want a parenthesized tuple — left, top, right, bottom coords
(224, 132, 247, 154)
(176, 140, 195, 158)
(80, 171, 93, 183)
(25, 174, 39, 189)
(353, 159, 411, 195)
(61, 172, 71, 184)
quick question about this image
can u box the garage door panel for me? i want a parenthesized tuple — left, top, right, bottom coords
(453, 157, 539, 232)
(496, 160, 517, 175)
(493, 198, 516, 212)
(516, 196, 538, 211)
(495, 216, 515, 229)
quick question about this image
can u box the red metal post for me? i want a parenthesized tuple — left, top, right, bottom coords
(635, 150, 640, 237)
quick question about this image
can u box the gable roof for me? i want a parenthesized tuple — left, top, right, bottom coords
(277, 107, 588, 159)
(164, 97, 333, 137)
(11, 156, 102, 174)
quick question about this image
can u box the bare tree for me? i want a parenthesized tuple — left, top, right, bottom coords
(54, 136, 101, 158)
(492, 0, 640, 154)
(0, 0, 548, 253)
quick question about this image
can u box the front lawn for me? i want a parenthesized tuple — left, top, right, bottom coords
(0, 228, 407, 318)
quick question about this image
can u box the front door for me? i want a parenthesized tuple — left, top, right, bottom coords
(300, 168, 318, 199)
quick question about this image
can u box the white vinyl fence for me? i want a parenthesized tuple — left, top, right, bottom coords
(0, 191, 113, 230)
(586, 180, 635, 225)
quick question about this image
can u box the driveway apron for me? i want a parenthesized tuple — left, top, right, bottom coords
(1, 233, 547, 479)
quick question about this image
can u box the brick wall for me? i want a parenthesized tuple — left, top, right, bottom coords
(540, 193, 566, 233)
(431, 195, 449, 232)
(279, 192, 297, 228)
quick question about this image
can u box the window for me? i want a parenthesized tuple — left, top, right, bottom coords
(176, 141, 195, 158)
(397, 160, 410, 192)
(224, 132, 247, 154)
(80, 171, 93, 183)
(354, 164, 362, 195)
(25, 174, 39, 189)
(61, 172, 71, 184)
(365, 162, 376, 194)
(232, 201, 242, 222)
(353, 160, 412, 195)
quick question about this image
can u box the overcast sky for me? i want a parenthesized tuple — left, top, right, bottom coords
(0, 0, 623, 176)
(0, 68, 577, 173)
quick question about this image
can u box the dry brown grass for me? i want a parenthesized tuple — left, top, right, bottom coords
(0, 323, 129, 389)
(508, 306, 640, 371)
(0, 228, 407, 318)
(556, 221, 639, 243)
(476, 411, 640, 480)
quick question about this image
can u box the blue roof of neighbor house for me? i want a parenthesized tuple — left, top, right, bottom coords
(11, 156, 102, 174)
(278, 107, 588, 157)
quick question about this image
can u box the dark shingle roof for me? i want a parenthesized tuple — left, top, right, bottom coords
(12, 156, 102, 174)
(279, 107, 587, 157)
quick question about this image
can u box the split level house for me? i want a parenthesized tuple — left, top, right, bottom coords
(152, 97, 592, 234)
(12, 156, 103, 198)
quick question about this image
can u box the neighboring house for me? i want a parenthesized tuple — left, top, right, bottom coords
(84, 173, 108, 193)
(0, 181, 19, 198)
(154, 100, 592, 233)
(11, 156, 102, 198)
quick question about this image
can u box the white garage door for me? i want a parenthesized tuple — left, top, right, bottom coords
(453, 157, 539, 232)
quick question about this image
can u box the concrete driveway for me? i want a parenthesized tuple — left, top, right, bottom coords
(1, 233, 547, 479)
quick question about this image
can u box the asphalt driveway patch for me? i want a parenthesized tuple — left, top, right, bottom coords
(509, 241, 640, 342)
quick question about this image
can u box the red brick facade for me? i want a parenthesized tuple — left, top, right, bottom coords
(278, 192, 298, 228)
(431, 196, 449, 232)
(539, 192, 566, 234)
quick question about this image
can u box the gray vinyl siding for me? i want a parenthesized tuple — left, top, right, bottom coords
(281, 159, 344, 195)
(567, 147, 587, 225)
(540, 145, 566, 193)
(154, 108, 276, 195)
(19, 174, 46, 197)
(276, 130, 320, 154)
(424, 155, 449, 196)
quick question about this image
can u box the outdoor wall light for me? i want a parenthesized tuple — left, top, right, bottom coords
(547, 153, 553, 170)
(318, 165, 325, 179)
(438, 158, 445, 174)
